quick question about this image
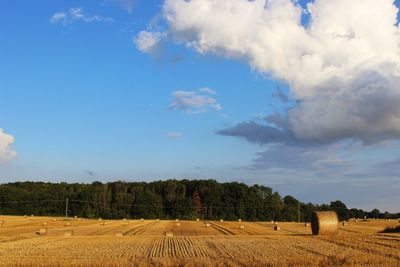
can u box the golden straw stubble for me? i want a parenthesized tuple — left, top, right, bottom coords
(311, 211, 339, 235)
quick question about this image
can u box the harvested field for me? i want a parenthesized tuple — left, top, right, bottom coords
(0, 216, 399, 266)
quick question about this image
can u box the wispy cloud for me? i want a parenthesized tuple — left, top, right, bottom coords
(50, 7, 114, 26)
(168, 88, 222, 114)
(104, 0, 135, 13)
(165, 132, 183, 139)
(0, 129, 17, 165)
(134, 31, 164, 55)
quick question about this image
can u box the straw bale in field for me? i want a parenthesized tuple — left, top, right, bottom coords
(0, 221, 4, 227)
(304, 223, 310, 227)
(311, 211, 338, 235)
(64, 222, 71, 226)
(176, 222, 181, 227)
(342, 221, 347, 226)
(165, 231, 173, 237)
(52, 219, 57, 221)
(205, 223, 210, 227)
(274, 226, 280, 231)
(101, 221, 107, 225)
(36, 227, 47, 235)
(196, 218, 200, 222)
(220, 219, 224, 222)
(239, 225, 245, 229)
(42, 222, 48, 226)
(64, 230, 73, 237)
(238, 219, 242, 222)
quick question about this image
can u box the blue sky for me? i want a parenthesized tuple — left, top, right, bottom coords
(1, 0, 400, 212)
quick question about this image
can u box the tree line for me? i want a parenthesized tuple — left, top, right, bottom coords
(0, 180, 398, 221)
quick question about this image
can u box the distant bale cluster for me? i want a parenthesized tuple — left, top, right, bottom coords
(311, 211, 338, 235)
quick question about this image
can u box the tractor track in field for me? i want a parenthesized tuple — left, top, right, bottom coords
(208, 222, 236, 235)
(123, 221, 159, 236)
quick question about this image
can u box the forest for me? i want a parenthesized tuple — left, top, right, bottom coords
(0, 180, 398, 221)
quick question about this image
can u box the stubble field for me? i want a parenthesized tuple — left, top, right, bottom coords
(0, 215, 399, 266)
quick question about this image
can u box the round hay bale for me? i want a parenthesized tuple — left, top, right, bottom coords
(24, 215, 27, 218)
(165, 231, 173, 237)
(156, 219, 160, 221)
(239, 225, 245, 229)
(274, 226, 280, 231)
(342, 221, 347, 226)
(175, 222, 181, 227)
(196, 218, 200, 222)
(123, 218, 126, 221)
(42, 222, 48, 226)
(205, 223, 210, 227)
(238, 219, 242, 222)
(304, 223, 310, 227)
(64, 222, 71, 226)
(175, 219, 179, 222)
(52, 219, 57, 222)
(220, 219, 224, 222)
(114, 231, 123, 237)
(140, 218, 144, 221)
(311, 211, 338, 235)
(36, 227, 47, 235)
(64, 230, 73, 237)
(101, 221, 107, 225)
(98, 218, 102, 221)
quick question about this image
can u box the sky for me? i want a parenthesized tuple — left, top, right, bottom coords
(1, 0, 400, 212)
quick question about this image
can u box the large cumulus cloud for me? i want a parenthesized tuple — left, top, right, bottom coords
(142, 0, 400, 144)
(0, 129, 17, 165)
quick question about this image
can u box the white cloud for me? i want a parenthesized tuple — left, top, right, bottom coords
(134, 31, 164, 55)
(198, 87, 216, 95)
(168, 89, 222, 114)
(0, 129, 17, 165)
(143, 0, 400, 144)
(50, 7, 114, 26)
(165, 131, 183, 139)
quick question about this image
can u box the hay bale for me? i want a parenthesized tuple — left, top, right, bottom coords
(52, 219, 57, 222)
(220, 219, 224, 222)
(238, 219, 242, 222)
(342, 221, 347, 226)
(101, 221, 107, 225)
(114, 231, 123, 237)
(36, 227, 47, 235)
(196, 218, 200, 222)
(304, 223, 310, 227)
(98, 218, 102, 221)
(0, 221, 4, 227)
(311, 211, 338, 235)
(140, 218, 144, 221)
(24, 215, 27, 218)
(175, 219, 179, 222)
(64, 222, 71, 226)
(239, 225, 245, 229)
(205, 223, 210, 227)
(274, 226, 280, 231)
(175, 222, 181, 227)
(42, 222, 48, 226)
(64, 230, 73, 237)
(123, 218, 126, 221)
(165, 231, 173, 237)
(74, 216, 77, 219)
